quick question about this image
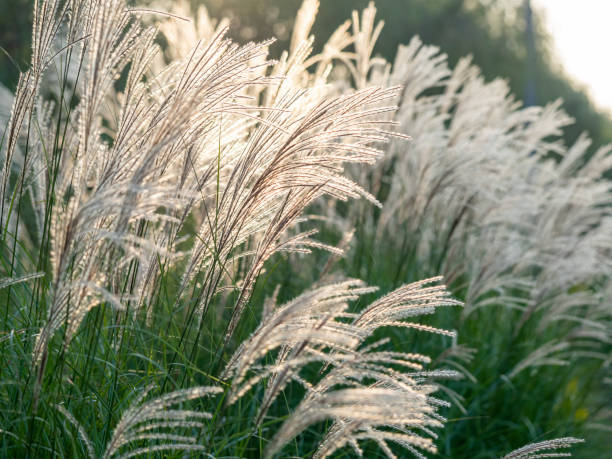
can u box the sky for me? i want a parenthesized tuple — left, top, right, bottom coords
(535, 0, 612, 113)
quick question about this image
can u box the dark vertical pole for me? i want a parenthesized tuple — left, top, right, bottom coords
(525, 0, 537, 107)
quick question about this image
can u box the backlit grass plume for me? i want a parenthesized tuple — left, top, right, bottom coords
(56, 385, 222, 458)
(502, 437, 585, 459)
(224, 277, 461, 458)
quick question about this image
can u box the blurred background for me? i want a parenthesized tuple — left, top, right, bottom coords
(2, 0, 611, 149)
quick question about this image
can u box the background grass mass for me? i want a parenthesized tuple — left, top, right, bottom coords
(0, 0, 610, 457)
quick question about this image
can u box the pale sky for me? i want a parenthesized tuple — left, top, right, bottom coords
(535, 0, 612, 114)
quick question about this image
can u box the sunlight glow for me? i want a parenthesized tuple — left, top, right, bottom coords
(535, 0, 612, 113)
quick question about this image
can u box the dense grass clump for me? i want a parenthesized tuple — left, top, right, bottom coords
(0, 0, 609, 457)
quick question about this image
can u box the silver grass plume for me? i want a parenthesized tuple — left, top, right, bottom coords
(56, 385, 222, 458)
(270, 387, 443, 459)
(216, 84, 404, 343)
(290, 0, 319, 56)
(222, 280, 377, 413)
(30, 0, 276, 364)
(32, 0, 170, 366)
(301, 337, 458, 459)
(502, 437, 585, 459)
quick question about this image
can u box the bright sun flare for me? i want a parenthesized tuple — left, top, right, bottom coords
(536, 0, 612, 113)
